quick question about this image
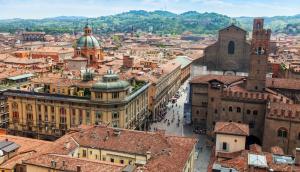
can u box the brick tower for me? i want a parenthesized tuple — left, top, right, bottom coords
(246, 18, 271, 92)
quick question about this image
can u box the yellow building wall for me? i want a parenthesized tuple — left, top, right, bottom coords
(0, 168, 13, 172)
(215, 134, 246, 154)
(183, 146, 196, 172)
(6, 86, 148, 136)
(75, 147, 147, 165)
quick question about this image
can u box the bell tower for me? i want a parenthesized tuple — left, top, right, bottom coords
(246, 18, 271, 92)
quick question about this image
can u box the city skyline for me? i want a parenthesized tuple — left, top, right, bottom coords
(0, 0, 299, 19)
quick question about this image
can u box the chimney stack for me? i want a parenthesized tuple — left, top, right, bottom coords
(295, 148, 300, 166)
(77, 165, 81, 172)
(50, 160, 56, 168)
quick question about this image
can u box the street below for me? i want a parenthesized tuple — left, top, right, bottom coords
(150, 80, 211, 172)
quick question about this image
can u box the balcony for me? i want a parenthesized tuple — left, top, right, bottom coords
(59, 124, 67, 130)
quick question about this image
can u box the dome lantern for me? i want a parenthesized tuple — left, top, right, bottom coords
(84, 23, 92, 36)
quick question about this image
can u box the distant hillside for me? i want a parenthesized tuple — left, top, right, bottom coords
(0, 10, 299, 35)
(236, 15, 300, 34)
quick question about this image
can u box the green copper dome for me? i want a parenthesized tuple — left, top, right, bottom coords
(92, 73, 130, 91)
(76, 35, 100, 49)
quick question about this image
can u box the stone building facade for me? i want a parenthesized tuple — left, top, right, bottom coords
(189, 19, 300, 155)
(4, 72, 150, 140)
(22, 32, 45, 42)
(196, 24, 251, 72)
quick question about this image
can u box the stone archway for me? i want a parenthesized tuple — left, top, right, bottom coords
(246, 135, 262, 149)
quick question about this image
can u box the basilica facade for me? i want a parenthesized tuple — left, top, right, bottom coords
(196, 24, 251, 72)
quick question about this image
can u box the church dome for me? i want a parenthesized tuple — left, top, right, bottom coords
(76, 24, 100, 49)
(76, 36, 100, 49)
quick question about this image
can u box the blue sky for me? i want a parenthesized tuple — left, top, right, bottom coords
(0, 0, 299, 19)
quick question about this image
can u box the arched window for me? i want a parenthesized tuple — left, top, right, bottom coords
(237, 107, 241, 113)
(246, 109, 251, 115)
(228, 41, 235, 54)
(256, 23, 260, 29)
(277, 128, 288, 138)
(229, 106, 233, 112)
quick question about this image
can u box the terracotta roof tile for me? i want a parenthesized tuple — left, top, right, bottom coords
(270, 146, 284, 155)
(214, 122, 249, 136)
(190, 74, 245, 85)
(51, 126, 197, 172)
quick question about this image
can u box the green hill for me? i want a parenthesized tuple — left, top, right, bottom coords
(0, 10, 299, 35)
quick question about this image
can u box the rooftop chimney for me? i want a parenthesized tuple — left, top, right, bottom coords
(77, 165, 81, 172)
(295, 148, 300, 166)
(50, 160, 56, 168)
(146, 151, 151, 160)
(113, 129, 121, 136)
(62, 160, 66, 170)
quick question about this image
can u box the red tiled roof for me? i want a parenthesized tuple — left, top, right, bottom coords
(51, 126, 197, 172)
(190, 74, 245, 85)
(214, 122, 249, 136)
(143, 136, 197, 172)
(249, 144, 262, 153)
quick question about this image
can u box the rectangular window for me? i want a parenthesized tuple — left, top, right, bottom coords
(112, 92, 119, 99)
(96, 93, 103, 99)
(110, 158, 114, 163)
(222, 142, 228, 151)
(60, 116, 66, 124)
(82, 150, 87, 157)
(96, 111, 102, 124)
(51, 106, 55, 113)
(71, 109, 76, 125)
(79, 110, 83, 124)
(120, 160, 124, 164)
(112, 112, 119, 119)
(86, 111, 90, 124)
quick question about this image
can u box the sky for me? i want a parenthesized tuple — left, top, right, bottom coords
(0, 0, 299, 19)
